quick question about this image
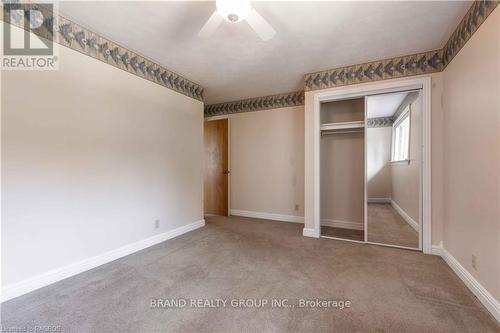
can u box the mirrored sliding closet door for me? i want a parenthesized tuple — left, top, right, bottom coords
(365, 91, 422, 250)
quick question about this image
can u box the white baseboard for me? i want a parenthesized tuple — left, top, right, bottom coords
(390, 200, 419, 232)
(367, 197, 391, 204)
(431, 245, 443, 256)
(321, 219, 364, 230)
(432, 245, 500, 323)
(1, 219, 205, 303)
(302, 227, 320, 238)
(230, 209, 304, 223)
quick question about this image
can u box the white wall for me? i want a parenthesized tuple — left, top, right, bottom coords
(442, 8, 500, 301)
(367, 127, 392, 200)
(391, 95, 421, 224)
(229, 106, 304, 218)
(1, 41, 204, 288)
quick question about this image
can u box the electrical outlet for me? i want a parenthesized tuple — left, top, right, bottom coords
(294, 204, 299, 211)
(155, 220, 160, 229)
(471, 255, 477, 270)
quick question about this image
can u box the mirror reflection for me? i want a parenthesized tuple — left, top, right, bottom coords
(366, 91, 421, 249)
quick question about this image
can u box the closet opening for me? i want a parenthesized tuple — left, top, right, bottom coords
(320, 98, 365, 242)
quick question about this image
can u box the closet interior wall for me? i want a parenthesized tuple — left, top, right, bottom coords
(320, 98, 365, 240)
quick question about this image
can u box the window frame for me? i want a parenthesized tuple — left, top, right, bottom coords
(391, 105, 411, 164)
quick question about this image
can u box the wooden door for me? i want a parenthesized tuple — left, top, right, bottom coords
(204, 119, 229, 216)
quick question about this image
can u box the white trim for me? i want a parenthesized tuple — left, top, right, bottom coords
(321, 219, 364, 230)
(1, 219, 205, 302)
(230, 209, 304, 223)
(390, 159, 410, 165)
(313, 94, 321, 241)
(303, 227, 320, 238)
(227, 117, 231, 215)
(320, 120, 365, 131)
(421, 77, 431, 253)
(364, 97, 368, 243)
(367, 197, 391, 204)
(393, 104, 411, 126)
(312, 76, 431, 253)
(432, 245, 500, 323)
(391, 199, 419, 232)
(431, 244, 444, 256)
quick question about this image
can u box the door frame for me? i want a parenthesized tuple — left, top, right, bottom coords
(204, 115, 231, 216)
(311, 76, 432, 254)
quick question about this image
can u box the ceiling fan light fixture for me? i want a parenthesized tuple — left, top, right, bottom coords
(216, 0, 251, 23)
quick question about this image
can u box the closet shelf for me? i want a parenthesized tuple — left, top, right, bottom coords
(320, 121, 365, 131)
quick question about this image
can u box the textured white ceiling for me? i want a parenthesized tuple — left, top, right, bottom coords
(58, 1, 471, 104)
(366, 92, 409, 118)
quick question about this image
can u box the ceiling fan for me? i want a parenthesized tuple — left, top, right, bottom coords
(199, 0, 276, 41)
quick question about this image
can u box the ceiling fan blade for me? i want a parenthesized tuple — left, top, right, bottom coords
(198, 10, 223, 38)
(245, 9, 276, 41)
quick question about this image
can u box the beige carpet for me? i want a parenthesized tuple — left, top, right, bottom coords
(2, 216, 498, 332)
(367, 203, 419, 248)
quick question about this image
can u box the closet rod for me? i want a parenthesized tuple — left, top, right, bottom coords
(321, 129, 364, 136)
